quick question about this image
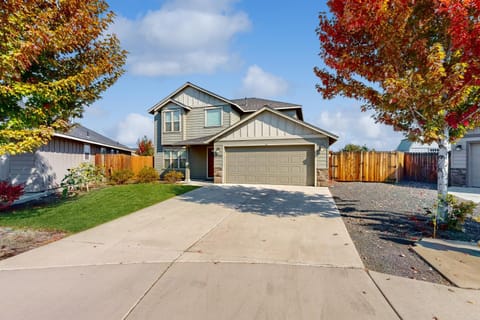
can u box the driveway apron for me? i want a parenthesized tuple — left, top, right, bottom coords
(0, 184, 399, 320)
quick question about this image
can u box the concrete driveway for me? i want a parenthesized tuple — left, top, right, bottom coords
(0, 185, 436, 319)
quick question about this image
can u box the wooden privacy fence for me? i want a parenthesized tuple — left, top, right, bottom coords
(329, 151, 438, 183)
(95, 154, 154, 176)
(403, 152, 438, 183)
(329, 151, 404, 183)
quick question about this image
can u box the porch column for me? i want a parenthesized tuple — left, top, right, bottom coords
(185, 145, 191, 183)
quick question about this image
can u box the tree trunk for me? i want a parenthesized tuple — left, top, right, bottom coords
(437, 128, 450, 222)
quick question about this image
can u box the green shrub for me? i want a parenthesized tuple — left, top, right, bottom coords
(442, 194, 477, 231)
(136, 167, 159, 183)
(61, 163, 104, 196)
(164, 170, 184, 184)
(110, 169, 134, 185)
(431, 194, 477, 234)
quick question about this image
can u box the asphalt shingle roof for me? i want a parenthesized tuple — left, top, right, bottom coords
(230, 98, 301, 112)
(61, 124, 132, 152)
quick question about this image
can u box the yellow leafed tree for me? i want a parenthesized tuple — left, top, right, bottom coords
(0, 0, 127, 155)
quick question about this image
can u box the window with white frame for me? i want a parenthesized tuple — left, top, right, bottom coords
(163, 149, 186, 169)
(205, 107, 222, 127)
(84, 144, 91, 161)
(164, 110, 181, 132)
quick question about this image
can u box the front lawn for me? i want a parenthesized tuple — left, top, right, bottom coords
(0, 183, 199, 233)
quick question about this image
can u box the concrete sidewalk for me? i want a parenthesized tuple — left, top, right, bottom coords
(0, 184, 477, 319)
(449, 186, 480, 203)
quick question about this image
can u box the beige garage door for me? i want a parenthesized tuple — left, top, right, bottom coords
(470, 143, 480, 187)
(225, 145, 315, 186)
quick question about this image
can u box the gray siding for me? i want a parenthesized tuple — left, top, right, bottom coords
(154, 112, 162, 153)
(8, 137, 94, 192)
(189, 146, 207, 179)
(231, 108, 241, 125)
(0, 155, 10, 180)
(4, 136, 128, 192)
(219, 111, 322, 142)
(161, 104, 184, 145)
(451, 129, 480, 169)
(185, 105, 232, 140)
(280, 110, 298, 119)
(174, 87, 225, 107)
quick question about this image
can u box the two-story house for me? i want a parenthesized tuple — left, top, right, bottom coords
(148, 82, 338, 186)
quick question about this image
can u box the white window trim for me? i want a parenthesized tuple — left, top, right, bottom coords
(163, 148, 186, 169)
(84, 144, 91, 161)
(204, 107, 223, 127)
(163, 109, 182, 133)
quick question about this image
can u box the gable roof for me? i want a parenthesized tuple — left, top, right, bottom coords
(206, 106, 338, 145)
(148, 82, 242, 114)
(230, 97, 303, 120)
(54, 124, 133, 153)
(151, 99, 192, 112)
(229, 97, 300, 111)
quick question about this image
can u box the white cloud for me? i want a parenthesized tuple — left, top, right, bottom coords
(316, 108, 405, 151)
(240, 65, 289, 97)
(110, 113, 153, 147)
(111, 0, 250, 76)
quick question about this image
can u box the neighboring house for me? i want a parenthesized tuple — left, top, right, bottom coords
(0, 124, 132, 192)
(148, 82, 338, 187)
(451, 128, 480, 187)
(396, 139, 439, 153)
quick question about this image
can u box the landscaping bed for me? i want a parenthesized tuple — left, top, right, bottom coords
(0, 183, 198, 261)
(330, 181, 480, 286)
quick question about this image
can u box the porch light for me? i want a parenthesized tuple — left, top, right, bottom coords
(455, 144, 463, 151)
(215, 147, 221, 156)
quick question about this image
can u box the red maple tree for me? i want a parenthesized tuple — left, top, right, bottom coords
(315, 0, 480, 220)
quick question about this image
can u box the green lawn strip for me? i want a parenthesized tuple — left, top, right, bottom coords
(0, 184, 199, 233)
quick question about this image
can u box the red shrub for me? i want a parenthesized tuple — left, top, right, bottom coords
(0, 181, 25, 210)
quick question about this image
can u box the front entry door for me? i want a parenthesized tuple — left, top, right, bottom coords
(207, 147, 214, 179)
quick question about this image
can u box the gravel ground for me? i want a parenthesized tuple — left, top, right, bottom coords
(0, 227, 66, 260)
(0, 194, 67, 261)
(330, 181, 480, 286)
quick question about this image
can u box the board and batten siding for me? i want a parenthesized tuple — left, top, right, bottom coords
(7, 137, 94, 192)
(219, 112, 322, 142)
(173, 87, 225, 108)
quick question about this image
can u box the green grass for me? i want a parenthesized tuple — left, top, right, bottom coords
(0, 184, 199, 233)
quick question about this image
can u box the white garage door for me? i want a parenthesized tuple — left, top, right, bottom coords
(225, 145, 315, 186)
(470, 143, 480, 187)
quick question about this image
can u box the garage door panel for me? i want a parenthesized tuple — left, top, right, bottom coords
(225, 146, 314, 186)
(470, 143, 480, 187)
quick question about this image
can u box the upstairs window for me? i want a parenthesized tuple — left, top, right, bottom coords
(164, 110, 181, 132)
(205, 107, 222, 127)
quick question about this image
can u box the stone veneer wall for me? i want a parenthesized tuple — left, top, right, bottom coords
(214, 167, 222, 183)
(317, 169, 330, 187)
(450, 168, 467, 187)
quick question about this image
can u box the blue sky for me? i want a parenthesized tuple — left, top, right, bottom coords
(81, 0, 405, 150)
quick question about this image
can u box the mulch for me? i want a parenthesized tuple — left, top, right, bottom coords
(330, 181, 480, 286)
(0, 194, 68, 261)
